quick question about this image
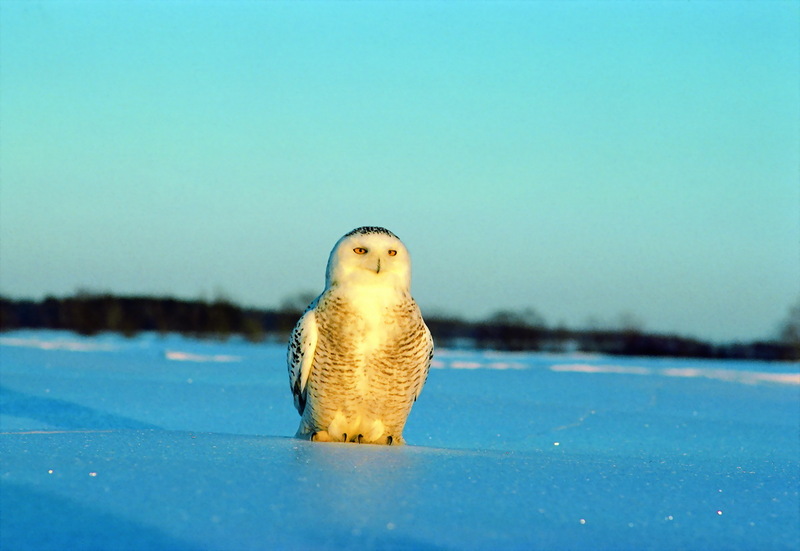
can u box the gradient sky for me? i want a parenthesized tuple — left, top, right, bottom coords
(1, 1, 798, 342)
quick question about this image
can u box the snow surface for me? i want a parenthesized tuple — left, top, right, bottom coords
(1, 330, 798, 550)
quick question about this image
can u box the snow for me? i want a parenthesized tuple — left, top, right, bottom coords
(1, 330, 798, 550)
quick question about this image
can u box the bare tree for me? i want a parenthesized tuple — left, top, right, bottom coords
(279, 291, 318, 314)
(487, 307, 546, 329)
(778, 298, 800, 346)
(617, 312, 646, 334)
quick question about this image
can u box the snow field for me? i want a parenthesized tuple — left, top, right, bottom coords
(1, 331, 798, 550)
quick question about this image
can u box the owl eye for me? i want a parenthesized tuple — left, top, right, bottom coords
(353, 247, 368, 255)
(387, 249, 397, 256)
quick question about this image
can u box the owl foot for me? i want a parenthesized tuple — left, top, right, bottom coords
(308, 428, 403, 445)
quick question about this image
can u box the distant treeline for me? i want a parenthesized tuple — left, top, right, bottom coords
(1, 293, 797, 362)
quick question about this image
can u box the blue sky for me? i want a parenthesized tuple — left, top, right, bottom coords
(1, 1, 798, 342)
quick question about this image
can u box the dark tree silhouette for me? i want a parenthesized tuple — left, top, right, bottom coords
(1, 293, 797, 361)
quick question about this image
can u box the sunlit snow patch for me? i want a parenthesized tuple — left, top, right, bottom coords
(0, 336, 116, 352)
(432, 360, 527, 370)
(550, 363, 652, 376)
(550, 363, 800, 386)
(431, 352, 527, 370)
(164, 351, 242, 363)
(660, 367, 800, 386)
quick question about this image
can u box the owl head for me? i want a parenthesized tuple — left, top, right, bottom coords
(325, 226, 412, 290)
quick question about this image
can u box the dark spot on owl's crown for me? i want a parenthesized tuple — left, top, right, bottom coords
(344, 226, 398, 239)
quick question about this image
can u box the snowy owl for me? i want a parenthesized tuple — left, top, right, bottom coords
(287, 226, 433, 445)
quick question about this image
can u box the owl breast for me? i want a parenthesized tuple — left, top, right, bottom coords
(300, 287, 430, 444)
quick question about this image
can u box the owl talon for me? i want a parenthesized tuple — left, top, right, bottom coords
(386, 435, 393, 445)
(309, 431, 333, 442)
(342, 433, 348, 443)
(356, 434, 363, 443)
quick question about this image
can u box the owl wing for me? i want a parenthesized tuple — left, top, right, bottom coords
(413, 322, 435, 402)
(287, 305, 318, 416)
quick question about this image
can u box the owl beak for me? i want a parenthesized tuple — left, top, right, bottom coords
(375, 259, 381, 274)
